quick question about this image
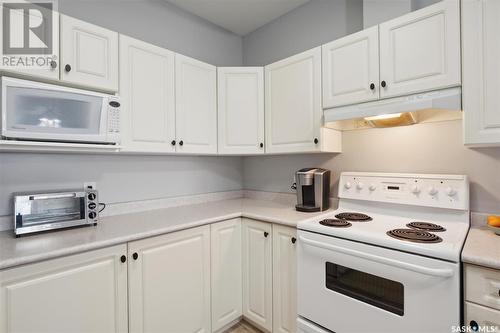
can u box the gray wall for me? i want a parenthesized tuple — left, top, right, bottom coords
(0, 0, 245, 217)
(243, 121, 500, 214)
(242, 0, 363, 66)
(58, 0, 243, 66)
(0, 154, 242, 216)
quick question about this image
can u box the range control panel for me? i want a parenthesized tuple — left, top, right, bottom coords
(339, 172, 469, 210)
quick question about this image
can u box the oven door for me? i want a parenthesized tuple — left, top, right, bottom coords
(1, 77, 110, 143)
(297, 230, 460, 333)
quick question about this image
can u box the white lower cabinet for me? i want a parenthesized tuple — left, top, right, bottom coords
(128, 225, 211, 333)
(242, 218, 273, 332)
(272, 225, 298, 333)
(465, 302, 500, 332)
(0, 245, 128, 333)
(211, 218, 243, 332)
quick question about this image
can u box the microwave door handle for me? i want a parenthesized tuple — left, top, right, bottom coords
(299, 236, 454, 278)
(29, 193, 78, 200)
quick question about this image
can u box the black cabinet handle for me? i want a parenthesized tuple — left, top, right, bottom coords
(65, 64, 71, 72)
(314, 138, 319, 144)
(132, 252, 138, 260)
(291, 237, 297, 244)
(120, 255, 126, 263)
(179, 140, 184, 146)
(370, 83, 375, 90)
(259, 143, 264, 148)
(469, 321, 478, 331)
(381, 80, 387, 88)
(171, 140, 176, 146)
(264, 231, 269, 238)
(50, 60, 57, 69)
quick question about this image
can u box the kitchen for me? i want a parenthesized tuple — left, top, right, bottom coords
(0, 0, 500, 332)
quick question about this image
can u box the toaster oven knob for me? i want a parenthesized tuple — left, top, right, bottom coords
(88, 212, 97, 219)
(88, 202, 97, 210)
(88, 193, 96, 200)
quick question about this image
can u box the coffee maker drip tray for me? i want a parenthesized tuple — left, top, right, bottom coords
(295, 204, 321, 212)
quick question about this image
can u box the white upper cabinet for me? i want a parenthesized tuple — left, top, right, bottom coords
(0, 245, 128, 333)
(128, 225, 211, 333)
(0, 6, 59, 80)
(265, 47, 341, 154)
(218, 67, 265, 155)
(119, 35, 176, 153)
(378, 0, 461, 98)
(211, 219, 243, 332)
(175, 54, 217, 154)
(463, 0, 500, 146)
(322, 26, 380, 108)
(60, 15, 118, 91)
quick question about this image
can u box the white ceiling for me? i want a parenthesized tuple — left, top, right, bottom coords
(166, 0, 310, 36)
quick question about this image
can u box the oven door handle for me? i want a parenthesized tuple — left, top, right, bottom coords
(299, 236, 454, 278)
(29, 193, 79, 200)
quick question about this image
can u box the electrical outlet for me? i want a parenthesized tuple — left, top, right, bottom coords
(84, 182, 97, 190)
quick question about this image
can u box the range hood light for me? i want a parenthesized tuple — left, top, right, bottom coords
(364, 112, 417, 128)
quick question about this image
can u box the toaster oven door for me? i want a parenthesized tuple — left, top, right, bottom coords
(1, 77, 109, 143)
(14, 192, 87, 235)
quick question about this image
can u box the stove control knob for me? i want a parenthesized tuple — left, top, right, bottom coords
(356, 182, 364, 190)
(411, 185, 421, 194)
(428, 186, 438, 196)
(445, 187, 457, 197)
(344, 182, 352, 190)
(369, 184, 377, 191)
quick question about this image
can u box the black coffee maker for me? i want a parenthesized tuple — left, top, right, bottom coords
(294, 168, 330, 212)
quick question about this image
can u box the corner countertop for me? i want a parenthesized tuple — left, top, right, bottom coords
(462, 227, 500, 270)
(0, 198, 333, 270)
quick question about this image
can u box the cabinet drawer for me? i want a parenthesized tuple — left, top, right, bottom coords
(465, 264, 500, 311)
(465, 302, 500, 332)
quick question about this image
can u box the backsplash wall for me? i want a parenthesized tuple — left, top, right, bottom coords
(243, 120, 500, 214)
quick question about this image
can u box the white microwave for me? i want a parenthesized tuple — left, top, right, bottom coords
(1, 77, 120, 145)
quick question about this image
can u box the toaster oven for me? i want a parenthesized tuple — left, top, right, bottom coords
(14, 189, 99, 236)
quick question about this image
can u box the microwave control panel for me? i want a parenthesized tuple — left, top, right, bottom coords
(107, 98, 121, 143)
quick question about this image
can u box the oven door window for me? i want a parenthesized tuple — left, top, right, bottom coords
(16, 196, 85, 228)
(325, 262, 404, 316)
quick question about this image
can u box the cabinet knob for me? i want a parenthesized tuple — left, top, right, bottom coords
(50, 60, 57, 69)
(469, 321, 478, 331)
(291, 237, 297, 244)
(381, 80, 387, 88)
(171, 140, 176, 146)
(259, 143, 264, 148)
(65, 64, 71, 72)
(120, 255, 126, 263)
(179, 140, 184, 146)
(369, 83, 375, 90)
(314, 138, 319, 144)
(264, 231, 269, 238)
(132, 252, 138, 260)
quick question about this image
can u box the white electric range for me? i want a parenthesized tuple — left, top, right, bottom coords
(297, 172, 470, 333)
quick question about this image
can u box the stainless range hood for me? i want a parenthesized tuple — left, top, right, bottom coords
(324, 87, 462, 123)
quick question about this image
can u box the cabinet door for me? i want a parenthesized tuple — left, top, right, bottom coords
(0, 6, 59, 80)
(463, 0, 500, 146)
(128, 225, 211, 333)
(322, 26, 379, 108)
(211, 218, 242, 332)
(218, 67, 264, 155)
(242, 219, 272, 332)
(175, 54, 217, 154)
(60, 15, 118, 91)
(265, 47, 322, 154)
(273, 225, 297, 333)
(379, 0, 461, 98)
(119, 35, 176, 153)
(465, 302, 500, 333)
(0, 245, 128, 333)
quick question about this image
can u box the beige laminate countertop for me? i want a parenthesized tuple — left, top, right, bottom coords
(0, 198, 333, 270)
(462, 227, 500, 270)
